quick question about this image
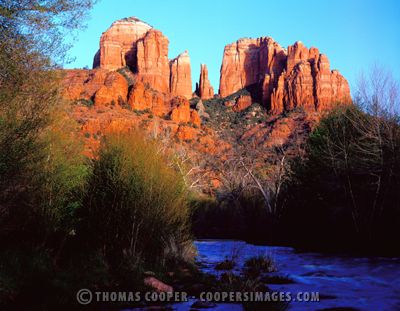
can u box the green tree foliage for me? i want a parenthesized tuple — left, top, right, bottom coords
(281, 104, 400, 253)
(0, 0, 96, 307)
(0, 0, 96, 63)
(80, 131, 193, 273)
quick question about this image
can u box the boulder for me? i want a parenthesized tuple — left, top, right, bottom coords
(170, 97, 191, 123)
(190, 110, 201, 127)
(127, 80, 169, 116)
(62, 69, 128, 106)
(93, 71, 128, 106)
(195, 99, 210, 119)
(232, 94, 252, 112)
(144, 277, 173, 293)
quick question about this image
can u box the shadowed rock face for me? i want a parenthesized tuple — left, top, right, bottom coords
(219, 39, 351, 112)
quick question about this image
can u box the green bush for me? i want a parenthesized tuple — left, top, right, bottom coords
(80, 131, 193, 272)
(280, 105, 400, 254)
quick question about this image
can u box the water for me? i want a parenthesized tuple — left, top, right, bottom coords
(194, 239, 400, 310)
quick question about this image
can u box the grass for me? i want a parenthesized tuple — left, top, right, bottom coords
(215, 259, 236, 270)
(244, 255, 277, 274)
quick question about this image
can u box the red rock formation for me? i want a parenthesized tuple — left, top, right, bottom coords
(219, 37, 351, 113)
(94, 71, 128, 106)
(232, 94, 252, 112)
(196, 64, 214, 99)
(136, 29, 170, 94)
(95, 17, 152, 70)
(190, 110, 201, 127)
(170, 97, 191, 123)
(219, 37, 286, 98)
(284, 61, 315, 111)
(286, 41, 310, 73)
(62, 69, 128, 106)
(270, 72, 285, 113)
(127, 80, 170, 116)
(313, 55, 350, 110)
(63, 69, 108, 100)
(93, 17, 193, 99)
(170, 51, 192, 99)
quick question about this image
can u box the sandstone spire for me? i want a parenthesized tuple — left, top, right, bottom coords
(196, 64, 214, 99)
(170, 51, 193, 99)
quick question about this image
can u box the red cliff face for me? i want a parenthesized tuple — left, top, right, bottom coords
(196, 64, 214, 99)
(127, 80, 170, 116)
(94, 17, 152, 70)
(136, 29, 170, 94)
(62, 69, 128, 106)
(219, 37, 286, 98)
(219, 38, 351, 112)
(170, 51, 193, 99)
(93, 17, 192, 98)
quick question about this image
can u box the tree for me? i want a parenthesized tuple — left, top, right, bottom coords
(0, 1, 96, 307)
(0, 0, 96, 63)
(0, 0, 95, 242)
(280, 67, 400, 253)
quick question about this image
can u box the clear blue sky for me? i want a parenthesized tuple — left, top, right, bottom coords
(66, 0, 400, 94)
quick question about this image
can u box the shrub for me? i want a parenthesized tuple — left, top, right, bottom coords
(215, 259, 236, 271)
(117, 67, 135, 86)
(281, 105, 400, 254)
(80, 131, 193, 272)
(244, 255, 276, 273)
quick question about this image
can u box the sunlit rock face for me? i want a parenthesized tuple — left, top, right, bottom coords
(219, 38, 351, 112)
(62, 69, 128, 106)
(136, 29, 171, 94)
(196, 64, 214, 99)
(170, 51, 193, 99)
(94, 17, 153, 70)
(219, 37, 287, 98)
(93, 17, 192, 98)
